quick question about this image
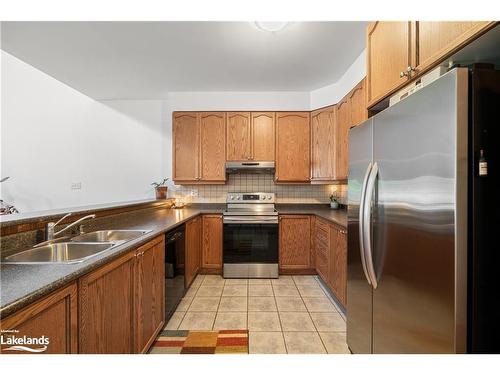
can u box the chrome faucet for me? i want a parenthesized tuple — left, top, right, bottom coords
(46, 213, 96, 240)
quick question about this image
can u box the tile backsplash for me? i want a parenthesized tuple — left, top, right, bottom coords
(171, 173, 347, 204)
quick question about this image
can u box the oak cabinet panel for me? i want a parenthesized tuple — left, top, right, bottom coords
(226, 112, 251, 161)
(186, 216, 202, 287)
(0, 283, 78, 354)
(314, 218, 331, 282)
(79, 252, 135, 354)
(334, 98, 351, 181)
(202, 214, 223, 271)
(275, 112, 311, 182)
(349, 79, 368, 127)
(279, 215, 312, 270)
(200, 112, 226, 182)
(330, 225, 348, 307)
(135, 236, 165, 354)
(251, 112, 275, 161)
(311, 106, 336, 182)
(173, 112, 200, 182)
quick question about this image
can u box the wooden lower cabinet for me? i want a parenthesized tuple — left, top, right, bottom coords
(329, 225, 348, 307)
(279, 215, 312, 273)
(186, 216, 202, 286)
(0, 283, 78, 354)
(314, 218, 331, 282)
(202, 214, 223, 273)
(134, 236, 165, 353)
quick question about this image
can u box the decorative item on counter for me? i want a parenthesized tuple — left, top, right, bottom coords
(329, 194, 340, 210)
(0, 176, 19, 215)
(173, 198, 185, 209)
(151, 178, 169, 199)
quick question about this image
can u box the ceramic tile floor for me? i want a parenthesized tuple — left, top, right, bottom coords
(163, 274, 349, 354)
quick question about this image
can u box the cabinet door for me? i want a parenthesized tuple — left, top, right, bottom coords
(334, 98, 351, 181)
(330, 226, 347, 307)
(0, 283, 78, 354)
(135, 236, 165, 354)
(185, 216, 202, 287)
(173, 112, 200, 182)
(275, 112, 311, 182)
(226, 112, 251, 161)
(279, 215, 312, 271)
(202, 214, 223, 271)
(314, 218, 331, 282)
(311, 106, 336, 182)
(416, 21, 492, 73)
(349, 79, 368, 127)
(367, 21, 411, 105)
(251, 112, 275, 161)
(200, 112, 226, 182)
(79, 252, 135, 353)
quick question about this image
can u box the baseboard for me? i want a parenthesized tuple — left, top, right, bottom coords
(278, 268, 317, 275)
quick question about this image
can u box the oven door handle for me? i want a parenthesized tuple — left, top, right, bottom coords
(223, 217, 279, 224)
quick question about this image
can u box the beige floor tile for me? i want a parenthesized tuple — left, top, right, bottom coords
(249, 284, 274, 296)
(279, 312, 316, 332)
(197, 285, 224, 297)
(271, 276, 295, 286)
(213, 312, 247, 330)
(218, 296, 248, 312)
(191, 275, 205, 287)
(164, 311, 185, 330)
(184, 286, 198, 299)
(283, 332, 327, 354)
(176, 297, 194, 312)
(273, 284, 300, 297)
(224, 278, 248, 285)
(222, 284, 248, 297)
(248, 297, 277, 311)
(303, 297, 337, 312)
(275, 297, 307, 312)
(249, 332, 287, 354)
(310, 313, 346, 332)
(292, 275, 319, 285)
(297, 284, 326, 298)
(248, 279, 272, 285)
(178, 312, 216, 330)
(188, 296, 220, 312)
(248, 312, 282, 331)
(319, 332, 349, 354)
(202, 275, 225, 286)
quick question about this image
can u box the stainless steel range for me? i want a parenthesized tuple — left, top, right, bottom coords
(223, 192, 278, 278)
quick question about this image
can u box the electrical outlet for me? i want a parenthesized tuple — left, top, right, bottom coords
(71, 182, 82, 190)
(190, 189, 198, 197)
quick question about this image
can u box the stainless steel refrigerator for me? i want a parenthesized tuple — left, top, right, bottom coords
(347, 68, 471, 353)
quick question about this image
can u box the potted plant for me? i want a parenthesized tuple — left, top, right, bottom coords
(329, 195, 340, 210)
(151, 178, 169, 199)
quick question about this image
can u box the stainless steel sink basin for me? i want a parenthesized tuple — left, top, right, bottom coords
(71, 229, 151, 243)
(3, 242, 115, 264)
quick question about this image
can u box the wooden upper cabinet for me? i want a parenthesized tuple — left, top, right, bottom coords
(275, 112, 310, 182)
(279, 215, 312, 271)
(311, 106, 336, 182)
(349, 79, 368, 127)
(367, 21, 411, 105)
(0, 283, 78, 354)
(202, 214, 223, 271)
(251, 112, 275, 161)
(173, 112, 200, 182)
(226, 112, 251, 161)
(334, 98, 351, 181)
(415, 21, 492, 72)
(200, 112, 226, 182)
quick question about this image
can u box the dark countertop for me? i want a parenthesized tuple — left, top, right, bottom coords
(0, 203, 345, 318)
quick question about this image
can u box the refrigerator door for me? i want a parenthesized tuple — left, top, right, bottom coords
(371, 69, 468, 353)
(347, 118, 374, 354)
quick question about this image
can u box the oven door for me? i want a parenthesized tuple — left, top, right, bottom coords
(223, 218, 278, 264)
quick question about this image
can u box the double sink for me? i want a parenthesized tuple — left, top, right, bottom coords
(4, 229, 151, 264)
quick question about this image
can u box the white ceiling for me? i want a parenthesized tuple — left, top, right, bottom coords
(1, 21, 367, 99)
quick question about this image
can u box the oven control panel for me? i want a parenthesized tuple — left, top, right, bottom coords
(226, 192, 275, 203)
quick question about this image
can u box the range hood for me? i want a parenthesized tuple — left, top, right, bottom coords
(225, 161, 275, 174)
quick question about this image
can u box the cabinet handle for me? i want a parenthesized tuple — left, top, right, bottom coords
(400, 70, 409, 78)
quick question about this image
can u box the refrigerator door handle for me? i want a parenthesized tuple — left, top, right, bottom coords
(358, 162, 373, 285)
(363, 162, 379, 289)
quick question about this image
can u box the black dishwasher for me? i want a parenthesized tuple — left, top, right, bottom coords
(165, 225, 186, 321)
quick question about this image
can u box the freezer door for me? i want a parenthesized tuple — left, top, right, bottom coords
(371, 69, 468, 353)
(347, 118, 374, 354)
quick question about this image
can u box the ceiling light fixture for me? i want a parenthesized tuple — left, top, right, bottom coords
(254, 22, 289, 32)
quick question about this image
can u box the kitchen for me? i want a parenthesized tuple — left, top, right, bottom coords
(1, 2, 500, 372)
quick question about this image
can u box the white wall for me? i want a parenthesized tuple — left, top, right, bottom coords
(1, 51, 168, 213)
(310, 49, 366, 109)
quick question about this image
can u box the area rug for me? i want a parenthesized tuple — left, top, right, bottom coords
(149, 330, 249, 354)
